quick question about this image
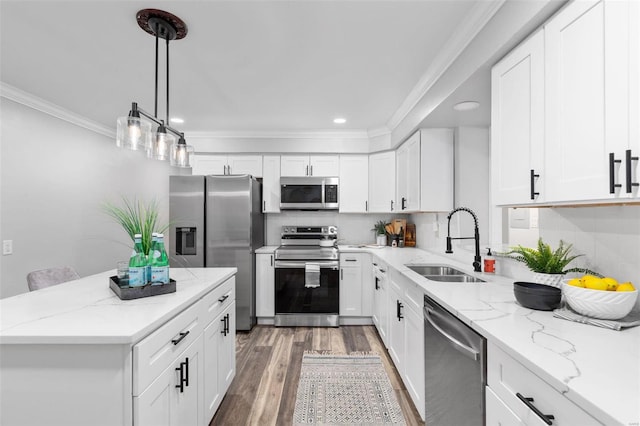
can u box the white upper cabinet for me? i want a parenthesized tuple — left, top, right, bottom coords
(396, 132, 421, 212)
(339, 155, 369, 213)
(280, 155, 339, 177)
(262, 155, 281, 213)
(192, 154, 263, 177)
(491, 30, 545, 206)
(544, 0, 631, 202)
(369, 151, 396, 213)
(420, 129, 454, 212)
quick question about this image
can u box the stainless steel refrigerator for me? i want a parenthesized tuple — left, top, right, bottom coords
(169, 174, 264, 331)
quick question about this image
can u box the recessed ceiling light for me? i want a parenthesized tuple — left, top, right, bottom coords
(453, 101, 480, 111)
(333, 118, 347, 124)
(170, 117, 184, 124)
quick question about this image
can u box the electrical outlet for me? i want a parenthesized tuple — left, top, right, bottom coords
(3, 240, 13, 255)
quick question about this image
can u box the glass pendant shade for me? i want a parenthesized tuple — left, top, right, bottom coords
(169, 142, 194, 168)
(117, 116, 151, 151)
(148, 129, 176, 161)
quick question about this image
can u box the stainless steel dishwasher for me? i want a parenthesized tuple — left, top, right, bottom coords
(424, 295, 486, 426)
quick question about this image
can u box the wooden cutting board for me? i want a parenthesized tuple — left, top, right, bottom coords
(392, 219, 406, 236)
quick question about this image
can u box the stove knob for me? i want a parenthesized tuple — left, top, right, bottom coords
(329, 226, 337, 234)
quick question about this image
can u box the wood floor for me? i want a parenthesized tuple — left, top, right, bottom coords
(210, 325, 424, 426)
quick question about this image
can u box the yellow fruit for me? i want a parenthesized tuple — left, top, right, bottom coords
(580, 274, 598, 283)
(601, 277, 619, 291)
(583, 277, 607, 291)
(617, 282, 636, 292)
(567, 278, 585, 288)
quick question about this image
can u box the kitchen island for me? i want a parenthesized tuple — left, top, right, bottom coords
(0, 267, 237, 426)
(340, 245, 640, 426)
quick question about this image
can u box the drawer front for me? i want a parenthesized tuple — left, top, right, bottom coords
(488, 342, 601, 426)
(201, 277, 235, 327)
(340, 253, 364, 266)
(486, 386, 524, 426)
(403, 280, 423, 314)
(133, 300, 203, 396)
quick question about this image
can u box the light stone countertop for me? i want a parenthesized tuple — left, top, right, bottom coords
(0, 267, 236, 345)
(339, 245, 640, 426)
(255, 246, 279, 254)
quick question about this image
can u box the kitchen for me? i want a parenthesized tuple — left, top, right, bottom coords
(1, 0, 639, 425)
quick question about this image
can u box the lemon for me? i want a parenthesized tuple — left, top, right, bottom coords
(617, 282, 636, 292)
(601, 277, 619, 291)
(567, 278, 584, 288)
(583, 276, 607, 291)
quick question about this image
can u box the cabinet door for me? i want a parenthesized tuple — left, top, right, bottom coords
(262, 155, 281, 213)
(403, 305, 425, 420)
(192, 155, 227, 175)
(281, 155, 309, 176)
(228, 155, 263, 177)
(630, 0, 640, 198)
(217, 302, 236, 396)
(376, 270, 389, 347)
(486, 386, 524, 426)
(256, 253, 275, 317)
(396, 142, 409, 212)
(339, 155, 369, 213)
(421, 129, 454, 212)
(387, 281, 404, 371)
(203, 320, 221, 422)
(135, 334, 203, 426)
(340, 262, 362, 316)
(491, 30, 544, 205)
(309, 155, 339, 176)
(545, 0, 628, 202)
(369, 151, 396, 213)
(397, 132, 421, 212)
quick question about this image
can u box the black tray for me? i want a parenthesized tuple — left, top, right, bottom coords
(109, 276, 176, 300)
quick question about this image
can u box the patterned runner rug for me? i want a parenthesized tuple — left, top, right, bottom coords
(293, 353, 406, 425)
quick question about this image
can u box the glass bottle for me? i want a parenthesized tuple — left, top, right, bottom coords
(150, 233, 170, 285)
(128, 233, 148, 287)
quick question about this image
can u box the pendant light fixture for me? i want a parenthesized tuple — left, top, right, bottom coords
(116, 9, 193, 167)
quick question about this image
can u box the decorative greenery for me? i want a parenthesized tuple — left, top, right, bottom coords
(501, 238, 600, 276)
(372, 220, 389, 235)
(103, 197, 169, 254)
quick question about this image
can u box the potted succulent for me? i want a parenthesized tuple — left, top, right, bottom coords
(372, 220, 389, 246)
(502, 238, 600, 288)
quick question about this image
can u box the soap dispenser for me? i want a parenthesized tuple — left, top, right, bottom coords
(484, 248, 496, 273)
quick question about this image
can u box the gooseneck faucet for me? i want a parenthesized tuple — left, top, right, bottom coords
(445, 207, 482, 272)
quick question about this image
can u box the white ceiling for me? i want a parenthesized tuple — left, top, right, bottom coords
(0, 0, 498, 134)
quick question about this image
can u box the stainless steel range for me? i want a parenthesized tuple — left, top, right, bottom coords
(274, 226, 339, 327)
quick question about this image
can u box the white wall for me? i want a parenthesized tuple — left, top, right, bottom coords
(0, 99, 174, 298)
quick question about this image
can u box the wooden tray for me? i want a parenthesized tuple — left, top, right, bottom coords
(109, 276, 176, 300)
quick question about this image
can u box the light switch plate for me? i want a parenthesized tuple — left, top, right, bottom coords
(3, 240, 13, 255)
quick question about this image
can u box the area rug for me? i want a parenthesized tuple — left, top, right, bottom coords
(293, 353, 406, 425)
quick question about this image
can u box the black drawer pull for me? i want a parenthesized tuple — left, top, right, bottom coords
(390, 200, 394, 211)
(401, 197, 407, 210)
(171, 331, 190, 346)
(516, 393, 555, 425)
(626, 149, 639, 193)
(175, 362, 185, 393)
(345, 259, 357, 262)
(397, 300, 404, 321)
(184, 357, 189, 387)
(530, 169, 540, 200)
(609, 153, 622, 193)
(375, 277, 380, 290)
(218, 294, 229, 303)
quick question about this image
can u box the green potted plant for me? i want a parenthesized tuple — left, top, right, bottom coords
(502, 238, 599, 287)
(103, 197, 169, 255)
(372, 220, 389, 246)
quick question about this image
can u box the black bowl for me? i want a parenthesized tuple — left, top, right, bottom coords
(513, 281, 562, 311)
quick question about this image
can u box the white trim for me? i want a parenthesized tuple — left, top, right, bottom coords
(386, 0, 505, 131)
(0, 82, 115, 138)
(367, 126, 391, 138)
(185, 129, 370, 140)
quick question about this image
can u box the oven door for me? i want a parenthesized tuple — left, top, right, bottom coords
(274, 260, 339, 325)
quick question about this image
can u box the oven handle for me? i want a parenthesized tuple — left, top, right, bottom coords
(274, 260, 340, 270)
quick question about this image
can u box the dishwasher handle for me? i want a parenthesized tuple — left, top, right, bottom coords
(424, 307, 480, 361)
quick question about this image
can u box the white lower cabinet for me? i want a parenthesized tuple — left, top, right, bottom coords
(487, 341, 599, 426)
(371, 260, 389, 347)
(135, 334, 204, 426)
(339, 253, 372, 318)
(256, 253, 275, 317)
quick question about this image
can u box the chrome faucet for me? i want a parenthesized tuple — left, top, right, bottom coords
(445, 207, 482, 272)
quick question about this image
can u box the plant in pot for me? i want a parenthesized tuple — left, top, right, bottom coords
(372, 220, 389, 246)
(502, 238, 600, 288)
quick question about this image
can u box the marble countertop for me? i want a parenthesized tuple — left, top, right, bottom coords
(0, 267, 237, 345)
(339, 245, 639, 426)
(255, 245, 279, 254)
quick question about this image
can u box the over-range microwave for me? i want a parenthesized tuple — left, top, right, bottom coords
(280, 177, 339, 210)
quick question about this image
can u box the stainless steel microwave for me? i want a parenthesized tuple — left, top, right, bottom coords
(280, 177, 339, 210)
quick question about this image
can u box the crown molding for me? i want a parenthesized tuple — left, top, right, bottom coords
(367, 126, 391, 138)
(185, 129, 370, 140)
(386, 0, 505, 131)
(0, 82, 115, 138)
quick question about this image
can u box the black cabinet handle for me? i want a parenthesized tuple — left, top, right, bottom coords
(375, 277, 380, 290)
(263, 200, 266, 211)
(306, 165, 309, 176)
(218, 294, 229, 303)
(175, 362, 185, 393)
(221, 316, 227, 336)
(530, 169, 540, 200)
(270, 255, 273, 267)
(310, 165, 313, 176)
(625, 150, 639, 193)
(225, 314, 230, 335)
(516, 393, 555, 425)
(184, 357, 190, 387)
(402, 197, 406, 210)
(345, 259, 357, 262)
(372, 262, 378, 266)
(340, 269, 344, 280)
(390, 200, 394, 211)
(365, 200, 368, 211)
(396, 300, 403, 321)
(609, 153, 622, 193)
(171, 331, 190, 346)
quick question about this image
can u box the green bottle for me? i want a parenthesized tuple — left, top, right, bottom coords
(128, 233, 147, 287)
(150, 233, 170, 284)
(146, 233, 158, 284)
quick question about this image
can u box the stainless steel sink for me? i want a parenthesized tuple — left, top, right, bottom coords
(406, 264, 485, 283)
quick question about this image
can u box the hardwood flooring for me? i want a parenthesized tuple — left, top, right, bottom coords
(210, 325, 424, 426)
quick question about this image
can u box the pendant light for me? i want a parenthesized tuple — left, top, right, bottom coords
(116, 9, 193, 167)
